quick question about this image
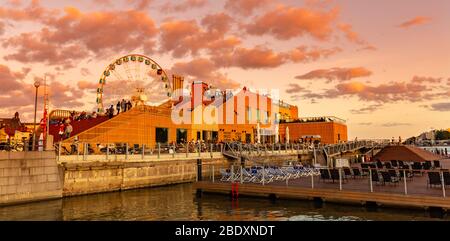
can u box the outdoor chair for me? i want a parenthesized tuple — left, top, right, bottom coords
(443, 171, 450, 186)
(343, 168, 352, 179)
(371, 170, 381, 185)
(381, 171, 399, 185)
(433, 160, 441, 169)
(376, 160, 383, 169)
(330, 169, 343, 183)
(399, 166, 414, 180)
(398, 160, 405, 167)
(412, 162, 423, 175)
(423, 161, 432, 170)
(427, 172, 442, 188)
(388, 169, 398, 180)
(391, 160, 398, 167)
(384, 162, 392, 169)
(360, 163, 369, 174)
(352, 168, 363, 178)
(320, 169, 331, 182)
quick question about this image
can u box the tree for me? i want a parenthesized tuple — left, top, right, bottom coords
(435, 130, 450, 140)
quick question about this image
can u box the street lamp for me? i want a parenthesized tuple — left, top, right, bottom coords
(32, 80, 40, 151)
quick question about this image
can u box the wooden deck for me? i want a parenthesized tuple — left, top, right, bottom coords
(194, 175, 450, 211)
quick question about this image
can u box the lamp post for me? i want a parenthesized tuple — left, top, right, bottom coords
(32, 80, 40, 151)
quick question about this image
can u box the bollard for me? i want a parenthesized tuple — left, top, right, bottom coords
(142, 144, 145, 159)
(172, 144, 175, 158)
(186, 144, 189, 158)
(286, 177, 289, 186)
(231, 165, 234, 183)
(369, 168, 373, 193)
(212, 165, 215, 183)
(76, 142, 79, 161)
(265, 145, 267, 156)
(240, 166, 243, 184)
(157, 143, 160, 159)
(311, 173, 314, 189)
(441, 171, 446, 197)
(125, 143, 129, 160)
(58, 142, 61, 161)
(197, 159, 202, 181)
(106, 143, 109, 160)
(210, 144, 213, 158)
(403, 170, 407, 195)
(278, 143, 281, 154)
(339, 168, 342, 191)
(198, 144, 201, 157)
(83, 143, 87, 161)
(272, 143, 274, 154)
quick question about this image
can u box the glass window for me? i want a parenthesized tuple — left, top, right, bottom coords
(155, 128, 168, 144)
(176, 129, 187, 144)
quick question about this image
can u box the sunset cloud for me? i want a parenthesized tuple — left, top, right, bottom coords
(245, 5, 339, 40)
(288, 46, 341, 63)
(224, 0, 273, 16)
(381, 122, 411, 127)
(2, 6, 158, 67)
(398, 16, 432, 28)
(161, 0, 207, 12)
(285, 83, 304, 94)
(170, 58, 239, 89)
(0, 64, 29, 95)
(350, 103, 383, 114)
(295, 67, 372, 82)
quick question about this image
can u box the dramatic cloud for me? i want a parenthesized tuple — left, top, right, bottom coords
(170, 58, 239, 89)
(217, 46, 286, 69)
(0, 21, 5, 36)
(77, 80, 97, 90)
(398, 16, 432, 28)
(245, 5, 339, 40)
(0, 64, 29, 94)
(224, 0, 273, 16)
(295, 67, 372, 82)
(161, 0, 207, 12)
(285, 84, 304, 94)
(2, 6, 158, 67)
(288, 46, 341, 63)
(159, 13, 233, 58)
(350, 103, 383, 114)
(296, 75, 449, 104)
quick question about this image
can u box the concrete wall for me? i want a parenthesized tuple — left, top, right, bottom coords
(0, 151, 62, 205)
(61, 157, 228, 196)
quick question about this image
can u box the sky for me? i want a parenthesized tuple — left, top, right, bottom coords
(0, 0, 449, 139)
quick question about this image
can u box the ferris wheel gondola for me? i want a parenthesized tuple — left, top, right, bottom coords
(95, 54, 173, 113)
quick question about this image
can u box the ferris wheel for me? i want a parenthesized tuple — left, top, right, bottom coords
(95, 54, 173, 113)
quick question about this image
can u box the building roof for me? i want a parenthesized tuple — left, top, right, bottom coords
(373, 145, 445, 162)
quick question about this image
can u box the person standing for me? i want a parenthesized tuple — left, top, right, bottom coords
(58, 121, 65, 140)
(65, 123, 73, 139)
(121, 99, 126, 112)
(116, 101, 121, 114)
(109, 105, 114, 118)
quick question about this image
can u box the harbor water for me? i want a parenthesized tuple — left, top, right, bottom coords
(0, 183, 447, 221)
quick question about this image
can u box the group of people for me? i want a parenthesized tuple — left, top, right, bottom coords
(70, 110, 97, 121)
(57, 119, 73, 140)
(106, 99, 133, 119)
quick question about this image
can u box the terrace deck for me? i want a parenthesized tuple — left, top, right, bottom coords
(194, 171, 450, 211)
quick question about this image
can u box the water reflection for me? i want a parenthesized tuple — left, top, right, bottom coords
(0, 183, 447, 221)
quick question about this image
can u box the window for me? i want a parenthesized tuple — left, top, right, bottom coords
(176, 129, 187, 143)
(256, 109, 260, 122)
(155, 128, 168, 144)
(247, 107, 252, 122)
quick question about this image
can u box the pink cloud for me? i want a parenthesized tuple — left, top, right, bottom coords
(170, 58, 239, 89)
(288, 46, 341, 63)
(77, 80, 97, 90)
(295, 67, 372, 82)
(398, 16, 432, 28)
(161, 0, 208, 12)
(224, 0, 273, 15)
(0, 64, 29, 94)
(245, 5, 339, 40)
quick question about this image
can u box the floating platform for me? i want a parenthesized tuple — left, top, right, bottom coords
(194, 181, 450, 211)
